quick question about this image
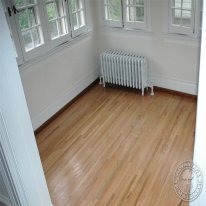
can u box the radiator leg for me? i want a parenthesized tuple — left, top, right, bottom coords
(99, 76, 103, 85)
(150, 86, 154, 96)
(142, 88, 145, 96)
(103, 78, 106, 88)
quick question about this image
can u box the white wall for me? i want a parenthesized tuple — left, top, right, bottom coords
(19, 0, 200, 131)
(97, 0, 200, 95)
(20, 0, 99, 130)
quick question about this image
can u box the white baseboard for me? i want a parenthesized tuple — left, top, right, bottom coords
(150, 76, 198, 95)
(32, 71, 99, 130)
(0, 194, 11, 206)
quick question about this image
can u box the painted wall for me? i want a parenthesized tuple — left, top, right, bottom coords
(19, 0, 200, 131)
(20, 0, 99, 130)
(97, 0, 200, 95)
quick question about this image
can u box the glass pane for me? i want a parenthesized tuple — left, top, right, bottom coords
(182, 0, 192, 10)
(15, 0, 36, 7)
(18, 10, 29, 30)
(22, 30, 34, 51)
(182, 10, 191, 27)
(106, 0, 121, 21)
(32, 27, 41, 47)
(28, 7, 37, 26)
(49, 20, 59, 39)
(128, 0, 144, 6)
(78, 11, 85, 27)
(14, 0, 24, 7)
(71, 0, 76, 12)
(72, 13, 78, 30)
(46, 2, 57, 20)
(172, 8, 181, 25)
(173, 0, 181, 8)
(57, 0, 66, 17)
(128, 6, 144, 22)
(59, 18, 68, 35)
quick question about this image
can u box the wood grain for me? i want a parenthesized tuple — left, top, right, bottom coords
(36, 85, 196, 206)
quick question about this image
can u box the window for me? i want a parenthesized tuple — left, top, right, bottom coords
(104, 0, 151, 31)
(168, 0, 202, 36)
(69, 0, 87, 36)
(4, 0, 88, 64)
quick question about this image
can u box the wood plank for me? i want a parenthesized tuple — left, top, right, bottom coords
(36, 85, 196, 206)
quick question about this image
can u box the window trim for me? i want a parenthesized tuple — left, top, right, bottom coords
(103, 0, 151, 32)
(68, 0, 88, 37)
(43, 0, 72, 49)
(4, 0, 88, 65)
(164, 0, 202, 38)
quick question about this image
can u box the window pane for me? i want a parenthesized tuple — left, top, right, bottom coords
(106, 0, 121, 21)
(78, 10, 85, 27)
(15, 0, 36, 7)
(22, 30, 34, 51)
(128, 6, 144, 22)
(14, 0, 25, 7)
(28, 7, 37, 26)
(182, 0, 192, 10)
(173, 0, 181, 8)
(46, 2, 57, 20)
(172, 8, 181, 25)
(32, 27, 41, 46)
(49, 20, 59, 39)
(72, 13, 78, 29)
(18, 10, 29, 30)
(128, 0, 144, 6)
(71, 0, 77, 12)
(182, 10, 191, 27)
(59, 18, 68, 35)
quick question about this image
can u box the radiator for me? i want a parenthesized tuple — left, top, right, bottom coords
(100, 51, 154, 96)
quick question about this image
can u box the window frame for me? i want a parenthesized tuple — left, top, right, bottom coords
(103, 0, 151, 31)
(4, 0, 88, 65)
(43, 0, 72, 49)
(166, 0, 202, 37)
(68, 0, 88, 37)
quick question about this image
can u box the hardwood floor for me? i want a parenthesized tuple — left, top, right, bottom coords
(36, 84, 196, 206)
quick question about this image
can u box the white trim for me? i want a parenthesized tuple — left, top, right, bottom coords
(32, 71, 99, 130)
(150, 75, 198, 95)
(103, 0, 123, 28)
(163, 0, 202, 37)
(122, 0, 151, 31)
(190, 0, 206, 205)
(19, 30, 92, 70)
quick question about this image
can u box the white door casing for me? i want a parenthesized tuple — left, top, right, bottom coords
(0, 0, 52, 205)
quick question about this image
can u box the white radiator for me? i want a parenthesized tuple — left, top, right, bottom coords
(100, 51, 154, 96)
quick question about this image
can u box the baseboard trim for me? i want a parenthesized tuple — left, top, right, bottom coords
(32, 71, 99, 131)
(150, 76, 198, 96)
(34, 78, 99, 135)
(34, 76, 197, 135)
(154, 86, 197, 99)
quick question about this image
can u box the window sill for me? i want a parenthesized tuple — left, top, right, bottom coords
(19, 30, 92, 71)
(102, 26, 154, 39)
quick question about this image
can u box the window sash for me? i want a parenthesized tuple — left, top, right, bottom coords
(168, 0, 195, 35)
(44, 0, 71, 48)
(103, 0, 150, 30)
(4, 0, 88, 64)
(9, 0, 50, 62)
(123, 0, 147, 30)
(103, 0, 123, 27)
(68, 0, 87, 37)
